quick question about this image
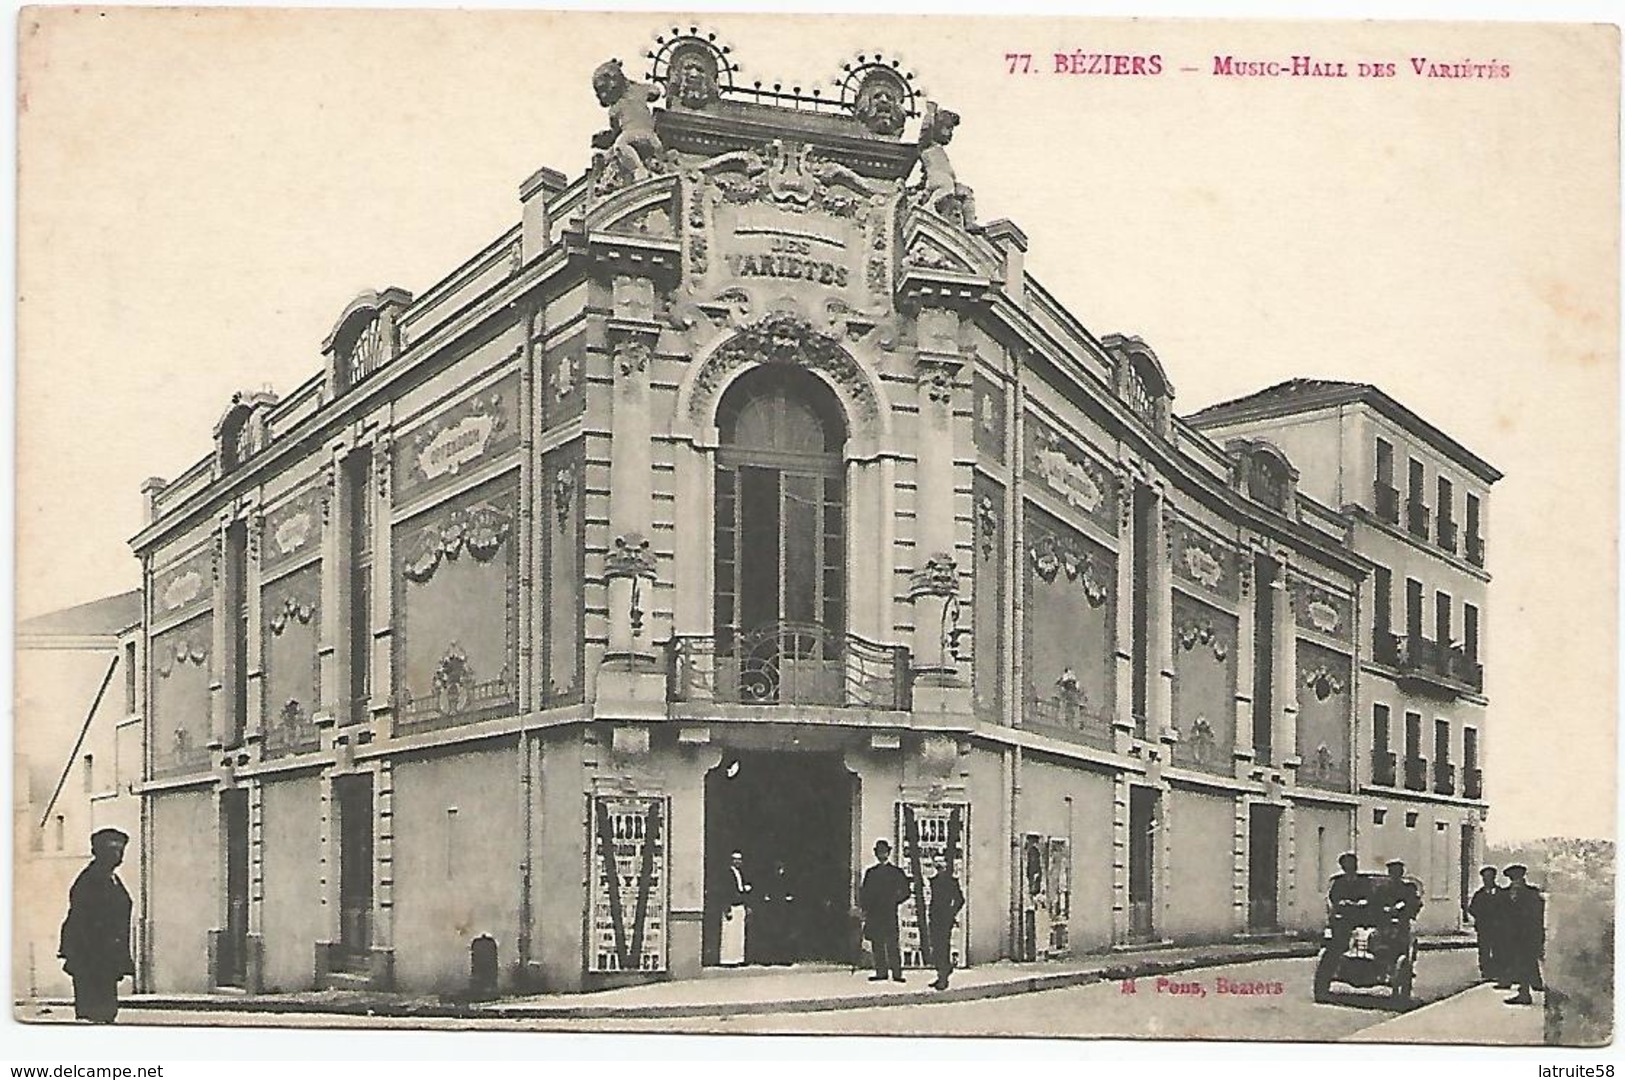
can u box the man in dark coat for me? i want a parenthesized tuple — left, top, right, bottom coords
(926, 855, 966, 990)
(1325, 852, 1372, 954)
(1467, 866, 1506, 983)
(859, 839, 910, 983)
(58, 828, 135, 1024)
(1500, 864, 1546, 1005)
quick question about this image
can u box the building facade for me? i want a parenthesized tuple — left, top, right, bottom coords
(128, 32, 1497, 995)
(1188, 382, 1499, 934)
(14, 591, 144, 998)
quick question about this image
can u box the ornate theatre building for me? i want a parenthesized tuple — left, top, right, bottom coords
(130, 30, 1497, 994)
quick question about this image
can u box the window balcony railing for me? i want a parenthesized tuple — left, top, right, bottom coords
(667, 623, 911, 711)
(1466, 533, 1486, 567)
(1026, 689, 1115, 751)
(1433, 760, 1457, 796)
(1370, 749, 1397, 787)
(1379, 633, 1484, 697)
(1438, 516, 1458, 552)
(1403, 755, 1429, 791)
(1406, 499, 1431, 539)
(1374, 483, 1400, 525)
(1463, 766, 1484, 800)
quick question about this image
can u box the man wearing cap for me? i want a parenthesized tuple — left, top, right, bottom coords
(1324, 852, 1371, 953)
(1467, 866, 1507, 983)
(58, 828, 135, 1024)
(1500, 864, 1546, 1005)
(859, 839, 910, 983)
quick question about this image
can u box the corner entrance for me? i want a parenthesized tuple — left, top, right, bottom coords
(704, 751, 856, 966)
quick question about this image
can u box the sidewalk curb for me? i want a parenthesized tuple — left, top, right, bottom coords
(19, 938, 1474, 1023)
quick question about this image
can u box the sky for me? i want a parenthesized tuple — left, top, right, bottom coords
(14, 9, 1619, 844)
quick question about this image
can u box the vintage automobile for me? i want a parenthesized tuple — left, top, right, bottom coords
(1312, 872, 1423, 1007)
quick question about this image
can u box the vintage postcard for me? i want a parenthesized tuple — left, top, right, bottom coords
(11, 6, 1619, 1053)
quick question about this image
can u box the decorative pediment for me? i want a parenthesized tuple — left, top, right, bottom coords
(322, 287, 412, 394)
(687, 311, 881, 425)
(896, 212, 1000, 300)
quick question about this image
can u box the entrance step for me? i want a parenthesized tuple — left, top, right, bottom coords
(322, 970, 373, 991)
(700, 962, 850, 979)
(1110, 938, 1175, 953)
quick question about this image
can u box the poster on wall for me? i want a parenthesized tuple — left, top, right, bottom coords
(588, 794, 669, 974)
(897, 802, 969, 970)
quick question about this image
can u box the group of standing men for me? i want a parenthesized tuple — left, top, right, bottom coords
(1467, 863, 1547, 1005)
(859, 839, 965, 991)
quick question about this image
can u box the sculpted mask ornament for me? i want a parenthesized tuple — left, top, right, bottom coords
(606, 532, 657, 580)
(909, 552, 961, 599)
(590, 59, 669, 194)
(666, 44, 722, 109)
(854, 69, 908, 136)
(614, 338, 654, 377)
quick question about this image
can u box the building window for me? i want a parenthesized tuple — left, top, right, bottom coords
(54, 815, 65, 851)
(345, 448, 373, 725)
(1405, 578, 1423, 641)
(1131, 483, 1154, 734)
(1464, 603, 1480, 662)
(1435, 590, 1452, 645)
(1406, 458, 1429, 538)
(1371, 703, 1394, 785)
(1252, 554, 1277, 765)
(1373, 808, 1387, 825)
(81, 754, 94, 794)
(1374, 439, 1397, 523)
(226, 519, 249, 747)
(1405, 811, 1418, 829)
(1437, 476, 1456, 550)
(1466, 492, 1484, 565)
(123, 641, 138, 714)
(714, 366, 847, 706)
(1372, 565, 1392, 649)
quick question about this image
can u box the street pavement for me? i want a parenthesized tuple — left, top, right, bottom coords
(22, 949, 1522, 1044)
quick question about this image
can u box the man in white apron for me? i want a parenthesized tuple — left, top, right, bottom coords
(719, 850, 751, 966)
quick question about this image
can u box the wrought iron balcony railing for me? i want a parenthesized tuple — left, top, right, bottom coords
(1370, 749, 1397, 787)
(666, 623, 912, 711)
(1379, 633, 1484, 697)
(1433, 760, 1457, 796)
(1466, 532, 1486, 567)
(1403, 755, 1429, 791)
(1438, 516, 1458, 552)
(1463, 766, 1484, 800)
(1406, 499, 1431, 539)
(1374, 483, 1400, 525)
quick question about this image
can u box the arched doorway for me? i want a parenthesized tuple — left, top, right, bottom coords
(713, 365, 848, 705)
(703, 751, 858, 966)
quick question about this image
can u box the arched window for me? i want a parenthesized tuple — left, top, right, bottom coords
(714, 366, 847, 704)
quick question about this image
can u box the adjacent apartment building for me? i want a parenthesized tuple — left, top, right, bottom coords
(125, 30, 1498, 994)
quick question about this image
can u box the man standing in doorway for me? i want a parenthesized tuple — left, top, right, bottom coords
(719, 850, 751, 967)
(58, 828, 135, 1024)
(927, 855, 966, 990)
(860, 839, 910, 983)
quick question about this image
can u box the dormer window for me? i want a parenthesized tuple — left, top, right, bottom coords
(322, 287, 413, 396)
(1226, 439, 1298, 514)
(1102, 333, 1175, 439)
(213, 391, 278, 476)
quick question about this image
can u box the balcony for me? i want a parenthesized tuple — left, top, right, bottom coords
(1406, 499, 1431, 539)
(667, 623, 911, 711)
(1466, 532, 1486, 567)
(1403, 755, 1429, 791)
(1464, 766, 1483, 800)
(1433, 760, 1457, 796)
(1379, 633, 1484, 697)
(1438, 516, 1458, 553)
(1374, 483, 1400, 525)
(1370, 749, 1397, 787)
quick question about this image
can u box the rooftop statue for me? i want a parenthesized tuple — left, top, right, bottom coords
(591, 59, 669, 193)
(914, 103, 980, 233)
(854, 68, 908, 137)
(665, 42, 723, 110)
